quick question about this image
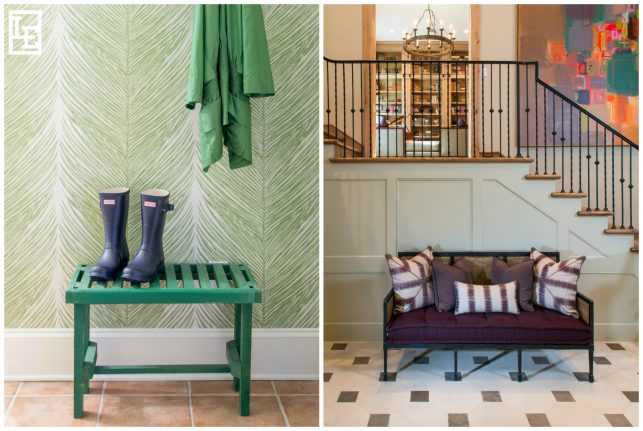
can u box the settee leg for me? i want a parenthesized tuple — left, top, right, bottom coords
(510, 349, 527, 382)
(382, 346, 388, 381)
(588, 347, 594, 383)
(445, 350, 462, 381)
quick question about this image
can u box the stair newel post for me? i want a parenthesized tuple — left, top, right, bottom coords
(515, 63, 521, 157)
(497, 63, 502, 157)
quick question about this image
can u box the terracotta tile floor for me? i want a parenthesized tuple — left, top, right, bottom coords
(4, 380, 319, 427)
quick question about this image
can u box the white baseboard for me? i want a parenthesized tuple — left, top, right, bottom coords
(4, 328, 318, 381)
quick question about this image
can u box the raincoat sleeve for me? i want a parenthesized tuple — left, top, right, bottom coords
(241, 5, 275, 97)
(186, 5, 205, 109)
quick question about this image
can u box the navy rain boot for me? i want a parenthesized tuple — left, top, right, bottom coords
(90, 188, 130, 281)
(122, 189, 174, 283)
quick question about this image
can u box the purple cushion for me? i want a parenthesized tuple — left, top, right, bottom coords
(386, 305, 591, 345)
(490, 258, 535, 312)
(431, 258, 473, 312)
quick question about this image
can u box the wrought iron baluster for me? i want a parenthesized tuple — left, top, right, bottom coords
(325, 61, 330, 137)
(482, 64, 485, 155)
(534, 69, 539, 173)
(594, 123, 599, 211)
(516, 64, 521, 157)
(447, 62, 451, 156)
(603, 127, 608, 211)
(334, 63, 338, 141)
(473, 64, 477, 155)
(360, 64, 364, 158)
(368, 63, 372, 157)
(569, 104, 573, 193)
(489, 63, 494, 155)
(525, 64, 530, 158)
(498, 64, 503, 157)
(578, 108, 582, 193)
(552, 91, 557, 174)
(544, 87, 548, 174)
(343, 63, 346, 157)
(611, 133, 615, 227)
(385, 62, 389, 157)
(628, 142, 633, 229)
(351, 63, 356, 158)
(506, 64, 510, 158)
(560, 98, 565, 192)
(586, 115, 591, 210)
(620, 135, 624, 228)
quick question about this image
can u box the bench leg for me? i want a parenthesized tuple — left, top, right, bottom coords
(238, 304, 252, 416)
(588, 346, 594, 383)
(73, 304, 89, 418)
(233, 304, 241, 392)
(517, 349, 523, 382)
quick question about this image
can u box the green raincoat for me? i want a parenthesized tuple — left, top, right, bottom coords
(186, 5, 275, 171)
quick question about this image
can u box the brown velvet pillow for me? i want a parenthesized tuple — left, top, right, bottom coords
(490, 258, 535, 312)
(431, 258, 473, 312)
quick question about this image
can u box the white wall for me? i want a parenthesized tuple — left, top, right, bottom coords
(324, 157, 638, 342)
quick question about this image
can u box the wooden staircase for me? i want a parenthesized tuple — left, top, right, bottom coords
(524, 173, 638, 252)
(324, 125, 363, 157)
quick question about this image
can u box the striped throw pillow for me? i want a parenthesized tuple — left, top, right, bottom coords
(454, 281, 520, 315)
(385, 247, 434, 313)
(531, 249, 585, 318)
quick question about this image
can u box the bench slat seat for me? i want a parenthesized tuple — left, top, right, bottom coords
(66, 263, 261, 304)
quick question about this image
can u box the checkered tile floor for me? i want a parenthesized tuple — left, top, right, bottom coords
(324, 341, 638, 427)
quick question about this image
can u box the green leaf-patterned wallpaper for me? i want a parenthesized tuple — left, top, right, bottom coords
(4, 4, 319, 329)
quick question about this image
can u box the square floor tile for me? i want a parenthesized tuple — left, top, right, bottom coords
(324, 373, 333, 382)
(19, 381, 102, 396)
(273, 380, 318, 395)
(6, 395, 99, 426)
(509, 372, 528, 382)
(190, 380, 273, 395)
(473, 356, 489, 365)
(531, 355, 550, 365)
(410, 391, 429, 402)
(191, 395, 285, 426)
(337, 391, 359, 403)
(353, 356, 370, 365)
(100, 395, 190, 426)
(105, 380, 187, 395)
(604, 413, 632, 427)
(594, 356, 612, 365)
(552, 391, 575, 402)
(607, 343, 625, 351)
(379, 372, 397, 382)
(573, 372, 591, 382)
(280, 395, 319, 427)
(526, 413, 550, 427)
(481, 391, 502, 402)
(622, 391, 638, 402)
(331, 343, 347, 351)
(448, 413, 469, 427)
(368, 413, 390, 427)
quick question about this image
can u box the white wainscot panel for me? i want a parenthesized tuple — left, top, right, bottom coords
(324, 179, 387, 257)
(481, 179, 558, 250)
(397, 179, 473, 251)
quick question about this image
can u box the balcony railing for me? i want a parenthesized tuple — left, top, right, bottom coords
(324, 57, 638, 232)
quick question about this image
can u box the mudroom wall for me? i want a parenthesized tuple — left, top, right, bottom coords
(5, 4, 319, 329)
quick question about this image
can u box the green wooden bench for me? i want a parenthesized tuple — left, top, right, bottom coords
(65, 262, 261, 418)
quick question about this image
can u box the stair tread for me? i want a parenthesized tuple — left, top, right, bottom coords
(604, 228, 638, 235)
(525, 174, 561, 180)
(577, 210, 612, 216)
(550, 192, 588, 198)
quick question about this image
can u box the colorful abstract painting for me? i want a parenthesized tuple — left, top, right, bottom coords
(519, 4, 639, 143)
